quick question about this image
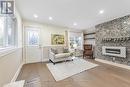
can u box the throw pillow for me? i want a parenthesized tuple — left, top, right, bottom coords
(63, 48, 69, 53)
(57, 47, 64, 53)
(51, 48, 58, 54)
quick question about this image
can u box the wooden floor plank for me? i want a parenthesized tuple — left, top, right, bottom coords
(17, 59, 130, 87)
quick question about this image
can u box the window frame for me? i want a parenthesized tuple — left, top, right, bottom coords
(0, 15, 18, 50)
(0, 16, 5, 47)
(25, 27, 40, 46)
(68, 32, 83, 50)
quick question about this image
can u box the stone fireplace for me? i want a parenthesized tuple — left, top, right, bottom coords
(95, 15, 130, 65)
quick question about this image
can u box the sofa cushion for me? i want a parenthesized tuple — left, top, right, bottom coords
(57, 47, 64, 53)
(51, 48, 58, 54)
(55, 53, 70, 59)
(63, 48, 69, 53)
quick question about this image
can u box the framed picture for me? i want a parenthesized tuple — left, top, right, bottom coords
(51, 34, 64, 45)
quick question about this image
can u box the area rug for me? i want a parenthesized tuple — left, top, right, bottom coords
(46, 58, 98, 81)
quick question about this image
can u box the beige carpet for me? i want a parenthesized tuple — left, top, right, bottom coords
(47, 58, 98, 81)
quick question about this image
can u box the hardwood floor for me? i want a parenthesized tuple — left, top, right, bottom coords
(17, 59, 130, 87)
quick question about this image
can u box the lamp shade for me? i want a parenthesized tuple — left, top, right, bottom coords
(73, 44, 78, 49)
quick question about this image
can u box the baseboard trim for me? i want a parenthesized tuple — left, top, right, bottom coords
(11, 62, 24, 82)
(95, 58, 130, 70)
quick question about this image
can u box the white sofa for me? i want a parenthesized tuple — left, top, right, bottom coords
(49, 48, 72, 64)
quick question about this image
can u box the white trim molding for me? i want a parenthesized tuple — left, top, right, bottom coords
(95, 58, 130, 70)
(4, 80, 25, 87)
(11, 62, 24, 82)
(0, 47, 22, 58)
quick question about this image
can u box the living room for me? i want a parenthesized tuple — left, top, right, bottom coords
(0, 0, 130, 87)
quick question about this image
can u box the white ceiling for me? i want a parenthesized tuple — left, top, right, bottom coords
(16, 0, 130, 30)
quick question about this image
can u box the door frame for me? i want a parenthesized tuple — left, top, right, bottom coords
(24, 26, 43, 63)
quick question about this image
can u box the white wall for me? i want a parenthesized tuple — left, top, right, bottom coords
(0, 49, 23, 86)
(16, 10, 23, 48)
(23, 21, 70, 61)
(23, 21, 69, 46)
(23, 21, 83, 61)
(0, 8, 23, 87)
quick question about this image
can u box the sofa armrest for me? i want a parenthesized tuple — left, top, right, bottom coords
(49, 51, 55, 60)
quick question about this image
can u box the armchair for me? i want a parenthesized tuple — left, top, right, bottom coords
(49, 48, 72, 64)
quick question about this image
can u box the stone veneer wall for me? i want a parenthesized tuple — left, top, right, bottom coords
(95, 15, 130, 65)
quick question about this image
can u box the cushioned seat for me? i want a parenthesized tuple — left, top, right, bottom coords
(55, 53, 71, 59)
(49, 47, 72, 64)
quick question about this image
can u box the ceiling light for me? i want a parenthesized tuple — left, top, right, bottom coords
(73, 22, 77, 26)
(124, 21, 127, 24)
(49, 17, 53, 20)
(99, 10, 104, 14)
(33, 14, 38, 18)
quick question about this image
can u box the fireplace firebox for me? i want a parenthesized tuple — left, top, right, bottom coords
(102, 46, 126, 58)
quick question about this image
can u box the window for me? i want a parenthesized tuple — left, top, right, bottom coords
(69, 32, 83, 50)
(27, 29, 39, 46)
(70, 36, 82, 49)
(0, 17, 4, 47)
(0, 16, 17, 48)
(6, 17, 16, 46)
